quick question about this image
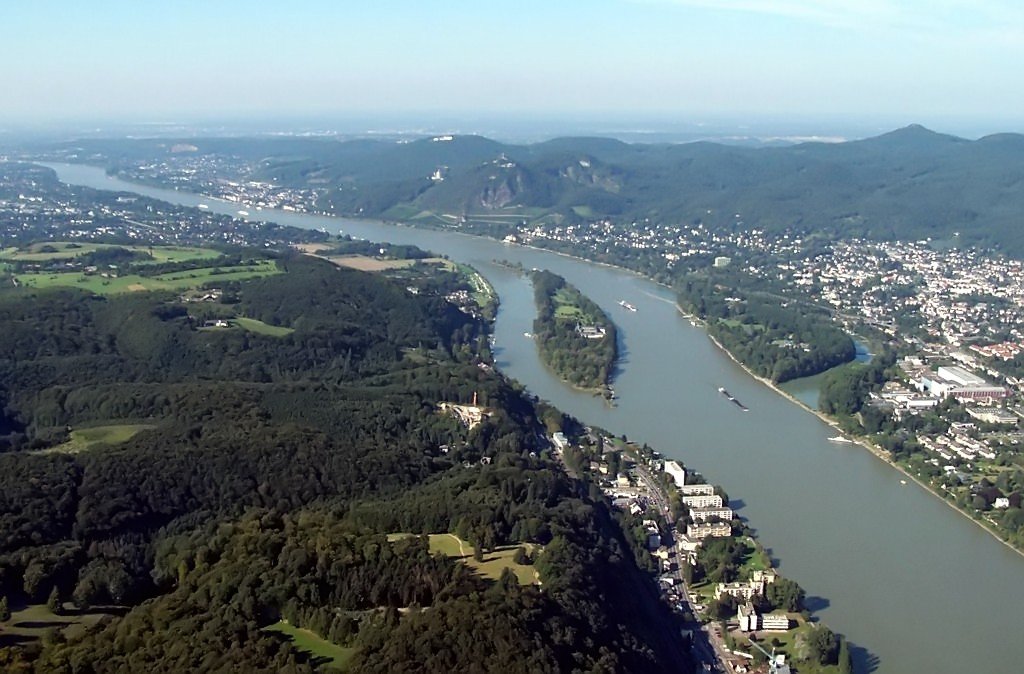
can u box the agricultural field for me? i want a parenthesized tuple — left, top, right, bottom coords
(42, 424, 155, 454)
(263, 621, 355, 671)
(13, 259, 280, 295)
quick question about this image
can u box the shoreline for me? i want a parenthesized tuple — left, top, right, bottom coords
(702, 326, 1024, 561)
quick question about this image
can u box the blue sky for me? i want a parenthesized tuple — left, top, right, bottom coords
(2, 0, 1021, 132)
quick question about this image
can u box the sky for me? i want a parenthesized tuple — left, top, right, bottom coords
(2, 0, 1022, 136)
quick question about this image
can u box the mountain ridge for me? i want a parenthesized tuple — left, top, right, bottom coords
(44, 124, 1024, 254)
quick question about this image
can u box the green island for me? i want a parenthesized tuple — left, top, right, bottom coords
(529, 269, 617, 394)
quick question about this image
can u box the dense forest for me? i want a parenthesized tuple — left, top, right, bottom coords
(677, 271, 855, 383)
(529, 270, 618, 392)
(0, 253, 690, 672)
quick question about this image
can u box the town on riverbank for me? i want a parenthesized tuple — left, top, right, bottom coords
(549, 428, 853, 674)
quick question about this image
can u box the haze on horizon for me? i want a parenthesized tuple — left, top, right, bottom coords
(3, 0, 1022, 138)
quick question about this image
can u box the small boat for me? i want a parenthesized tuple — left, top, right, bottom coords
(619, 300, 637, 312)
(197, 204, 209, 209)
(828, 436, 855, 444)
(900, 479, 907, 485)
(237, 210, 250, 217)
(523, 332, 532, 338)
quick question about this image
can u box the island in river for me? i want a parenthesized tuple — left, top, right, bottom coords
(529, 269, 617, 396)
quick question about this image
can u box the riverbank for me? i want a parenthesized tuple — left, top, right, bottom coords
(704, 327, 1024, 561)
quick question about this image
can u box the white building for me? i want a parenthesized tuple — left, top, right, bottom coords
(738, 602, 758, 632)
(760, 614, 792, 631)
(687, 522, 731, 539)
(664, 460, 687, 489)
(679, 483, 715, 495)
(921, 366, 1006, 401)
(938, 366, 987, 387)
(682, 494, 723, 508)
(690, 506, 734, 523)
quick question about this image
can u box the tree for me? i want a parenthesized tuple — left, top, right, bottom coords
(837, 635, 853, 674)
(47, 586, 62, 615)
(708, 594, 737, 621)
(0, 596, 10, 622)
(807, 625, 839, 665)
(766, 577, 805, 612)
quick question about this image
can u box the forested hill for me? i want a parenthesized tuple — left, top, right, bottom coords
(0, 254, 691, 672)
(46, 125, 1024, 255)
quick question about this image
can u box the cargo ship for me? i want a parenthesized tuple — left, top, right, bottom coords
(718, 387, 749, 411)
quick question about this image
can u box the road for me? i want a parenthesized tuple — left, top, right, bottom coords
(631, 460, 733, 673)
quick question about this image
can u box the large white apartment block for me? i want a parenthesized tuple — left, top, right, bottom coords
(689, 506, 734, 523)
(687, 521, 731, 539)
(664, 460, 687, 489)
(681, 494, 723, 508)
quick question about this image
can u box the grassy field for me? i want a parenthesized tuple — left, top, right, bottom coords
(325, 255, 420, 271)
(554, 304, 584, 318)
(0, 242, 219, 264)
(42, 424, 155, 454)
(737, 538, 772, 576)
(264, 621, 355, 670)
(720, 318, 765, 334)
(388, 533, 540, 585)
(233, 317, 295, 337)
(0, 603, 122, 647)
(322, 254, 448, 273)
(14, 260, 280, 295)
(455, 263, 496, 308)
(552, 287, 588, 320)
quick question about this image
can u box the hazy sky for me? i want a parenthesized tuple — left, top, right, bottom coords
(3, 0, 1022, 132)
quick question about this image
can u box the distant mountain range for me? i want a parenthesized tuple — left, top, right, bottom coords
(47, 125, 1024, 255)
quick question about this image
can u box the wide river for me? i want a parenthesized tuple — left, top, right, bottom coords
(49, 163, 1023, 674)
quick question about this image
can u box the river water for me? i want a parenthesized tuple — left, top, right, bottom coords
(47, 163, 1024, 674)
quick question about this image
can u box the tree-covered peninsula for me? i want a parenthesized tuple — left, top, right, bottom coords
(677, 269, 856, 383)
(529, 269, 618, 394)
